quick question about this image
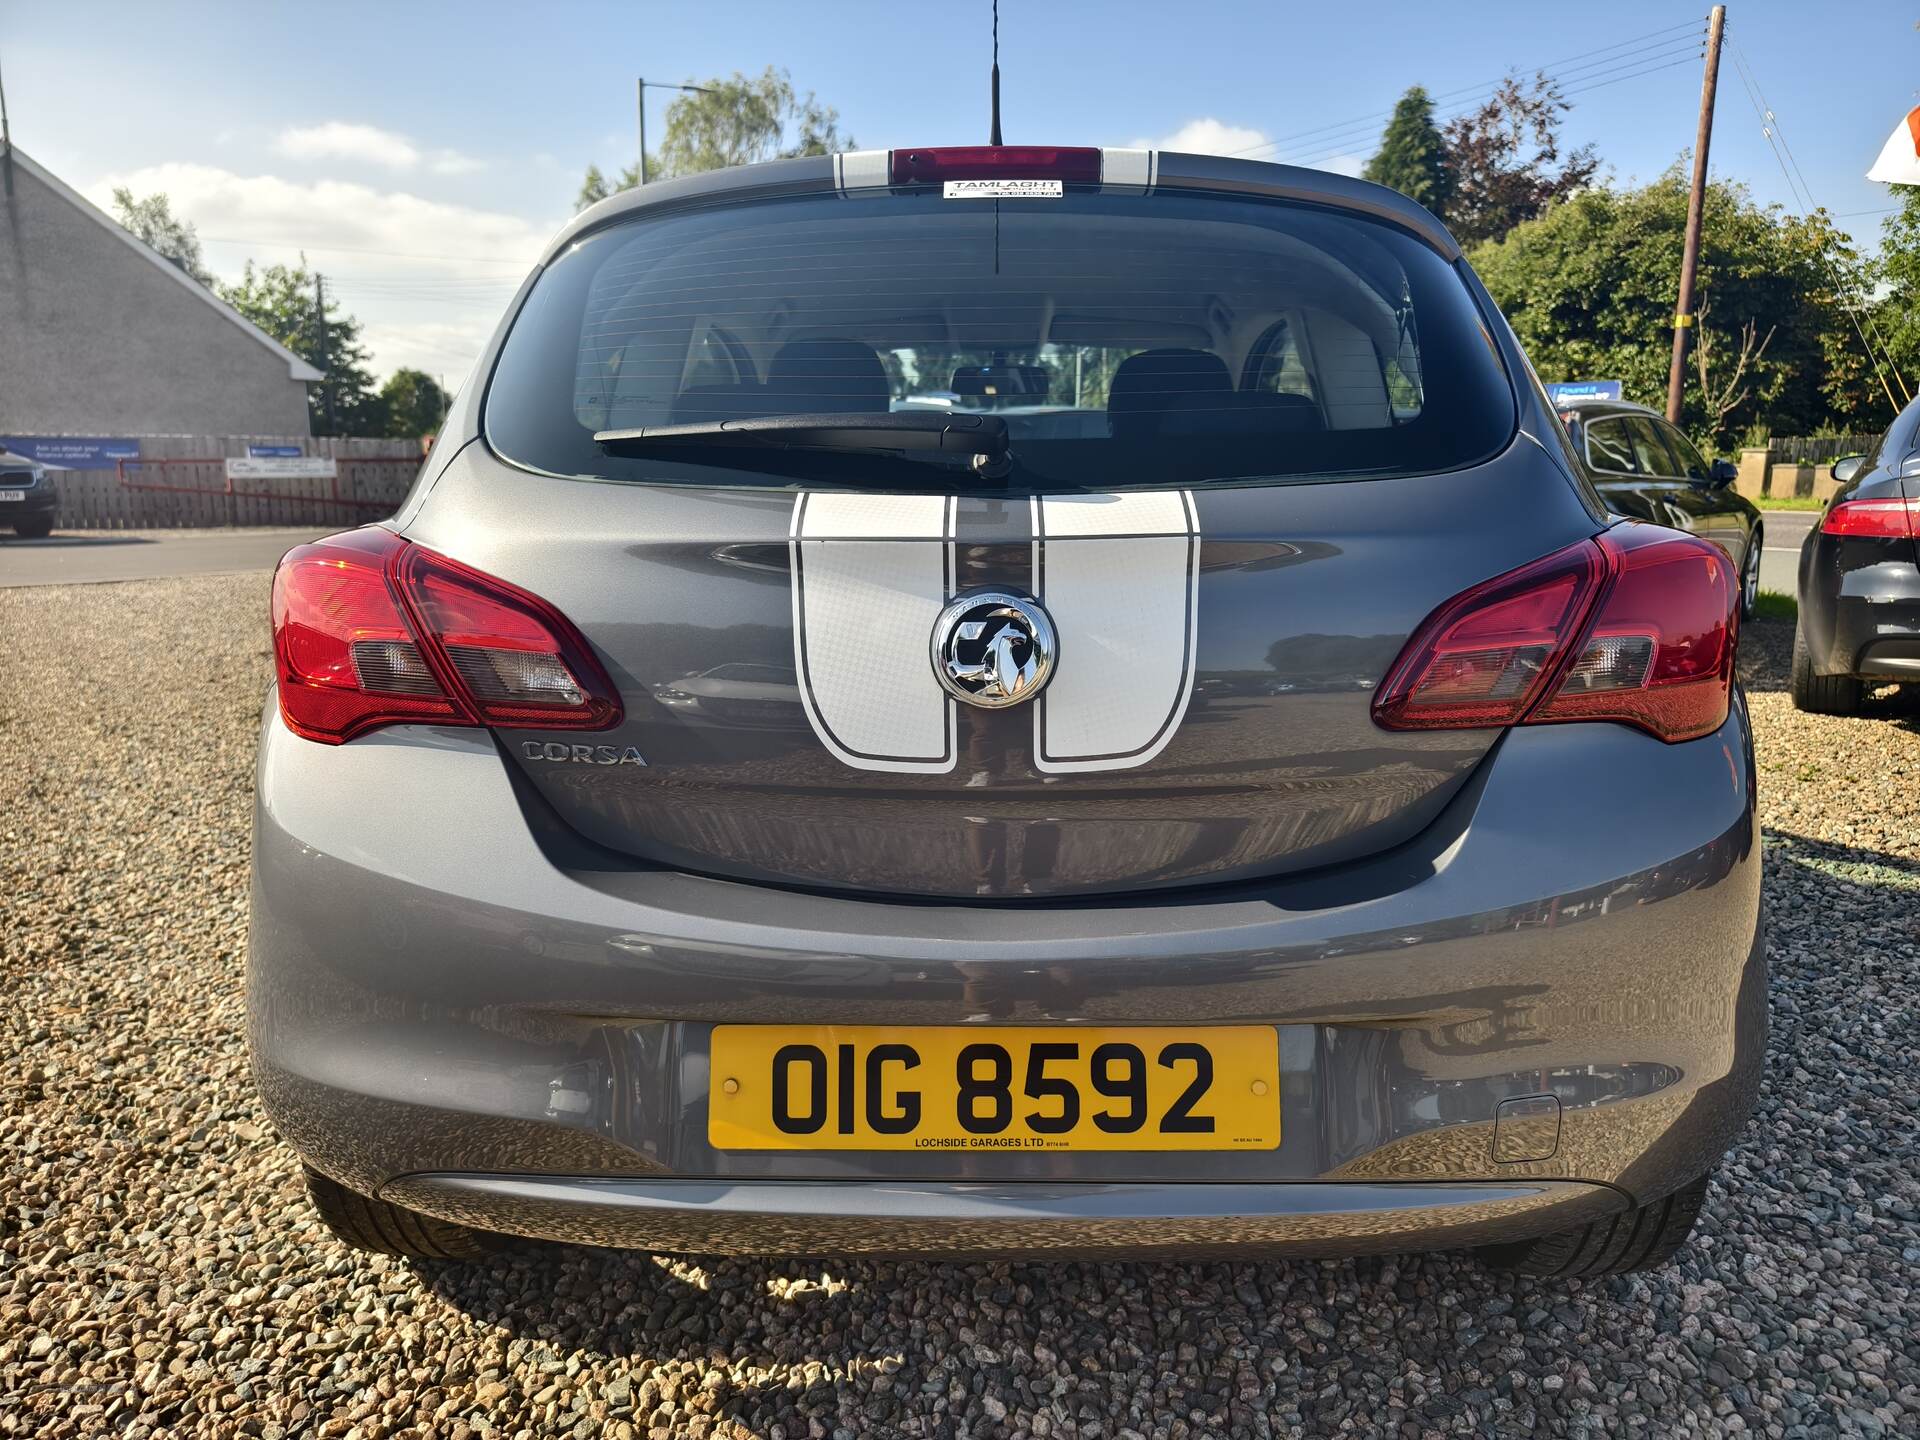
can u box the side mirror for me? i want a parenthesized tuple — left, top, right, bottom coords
(1831, 454, 1866, 484)
(1709, 459, 1738, 488)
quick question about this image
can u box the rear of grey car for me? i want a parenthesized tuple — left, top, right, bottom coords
(248, 147, 1761, 1276)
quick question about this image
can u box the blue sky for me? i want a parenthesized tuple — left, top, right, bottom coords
(4, 0, 1913, 382)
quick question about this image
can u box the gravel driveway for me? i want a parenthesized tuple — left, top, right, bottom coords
(3, 574, 1915, 1438)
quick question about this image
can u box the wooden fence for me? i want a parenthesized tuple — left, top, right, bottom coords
(48, 435, 425, 530)
(1767, 434, 1880, 465)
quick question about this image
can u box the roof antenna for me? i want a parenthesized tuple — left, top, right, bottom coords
(988, 0, 1003, 145)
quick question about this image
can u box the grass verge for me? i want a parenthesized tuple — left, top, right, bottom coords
(1752, 589, 1797, 622)
(1752, 496, 1827, 512)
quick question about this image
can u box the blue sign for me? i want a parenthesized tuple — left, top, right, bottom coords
(0, 436, 140, 470)
(1545, 380, 1624, 405)
(247, 444, 304, 458)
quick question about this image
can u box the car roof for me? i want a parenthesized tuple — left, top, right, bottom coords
(544, 148, 1464, 266)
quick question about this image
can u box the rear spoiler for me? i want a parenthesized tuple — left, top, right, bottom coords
(550, 147, 1461, 266)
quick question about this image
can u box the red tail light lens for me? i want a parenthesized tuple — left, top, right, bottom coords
(889, 146, 1102, 185)
(1822, 497, 1919, 538)
(271, 527, 621, 744)
(1374, 523, 1737, 744)
(1531, 525, 1737, 742)
(395, 546, 621, 730)
(1372, 542, 1606, 730)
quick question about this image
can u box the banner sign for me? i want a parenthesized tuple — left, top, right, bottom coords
(246, 444, 305, 458)
(0, 436, 140, 470)
(226, 456, 338, 480)
(1545, 380, 1624, 405)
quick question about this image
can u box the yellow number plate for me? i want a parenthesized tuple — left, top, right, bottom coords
(708, 1025, 1279, 1152)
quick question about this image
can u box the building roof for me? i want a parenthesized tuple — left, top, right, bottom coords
(8, 147, 324, 383)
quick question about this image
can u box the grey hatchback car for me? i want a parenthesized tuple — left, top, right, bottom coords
(250, 146, 1762, 1276)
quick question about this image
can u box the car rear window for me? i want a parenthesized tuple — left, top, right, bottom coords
(485, 187, 1515, 489)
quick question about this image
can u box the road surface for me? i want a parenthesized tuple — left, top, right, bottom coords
(0, 528, 326, 588)
(1756, 509, 1816, 599)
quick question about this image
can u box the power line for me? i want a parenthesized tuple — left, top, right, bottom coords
(1725, 31, 1908, 409)
(1282, 52, 1705, 173)
(1234, 25, 1702, 160)
(1228, 15, 1707, 161)
(199, 235, 532, 265)
(1261, 40, 1705, 171)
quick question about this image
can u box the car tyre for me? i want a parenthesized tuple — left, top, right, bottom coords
(303, 1165, 504, 1260)
(1739, 526, 1761, 619)
(1789, 616, 1862, 715)
(1478, 1174, 1709, 1277)
(13, 514, 53, 538)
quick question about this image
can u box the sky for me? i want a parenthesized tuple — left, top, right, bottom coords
(3, 0, 1914, 385)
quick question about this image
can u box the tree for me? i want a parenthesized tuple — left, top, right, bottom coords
(1363, 87, 1451, 217)
(576, 163, 611, 212)
(1869, 186, 1920, 411)
(1471, 173, 1880, 448)
(1692, 301, 1775, 438)
(575, 67, 852, 211)
(1441, 73, 1599, 248)
(379, 368, 449, 440)
(221, 258, 383, 436)
(111, 188, 214, 286)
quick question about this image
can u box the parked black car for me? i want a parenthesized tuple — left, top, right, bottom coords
(1557, 399, 1761, 617)
(0, 449, 58, 538)
(1790, 397, 1920, 714)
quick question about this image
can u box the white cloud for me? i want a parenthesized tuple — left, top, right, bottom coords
(84, 163, 552, 378)
(428, 150, 486, 176)
(275, 122, 483, 177)
(277, 121, 421, 170)
(1133, 118, 1270, 159)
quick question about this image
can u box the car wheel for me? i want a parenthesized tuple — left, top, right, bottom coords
(1477, 1174, 1709, 1277)
(1790, 615, 1862, 715)
(13, 514, 53, 539)
(303, 1166, 504, 1260)
(1739, 527, 1761, 619)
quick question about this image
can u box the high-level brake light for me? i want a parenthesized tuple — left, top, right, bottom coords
(889, 146, 1102, 185)
(1374, 522, 1738, 744)
(271, 527, 620, 744)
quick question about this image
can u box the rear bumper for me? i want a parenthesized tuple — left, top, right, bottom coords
(384, 1174, 1621, 1260)
(1821, 592, 1920, 677)
(249, 696, 1764, 1258)
(1800, 543, 1920, 677)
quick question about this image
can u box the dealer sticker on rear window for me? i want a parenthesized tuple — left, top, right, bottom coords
(943, 179, 1064, 199)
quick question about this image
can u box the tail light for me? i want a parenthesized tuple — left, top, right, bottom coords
(889, 146, 1102, 185)
(1822, 497, 1919, 538)
(271, 527, 620, 744)
(1374, 522, 1737, 744)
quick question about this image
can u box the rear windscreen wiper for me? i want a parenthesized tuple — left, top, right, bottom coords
(595, 411, 1012, 478)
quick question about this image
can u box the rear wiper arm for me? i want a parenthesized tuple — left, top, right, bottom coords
(595, 411, 1012, 478)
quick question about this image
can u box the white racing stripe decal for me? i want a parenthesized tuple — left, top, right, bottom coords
(790, 489, 1199, 775)
(1032, 491, 1199, 773)
(789, 492, 957, 773)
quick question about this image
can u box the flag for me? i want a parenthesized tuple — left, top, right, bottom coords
(1867, 104, 1920, 185)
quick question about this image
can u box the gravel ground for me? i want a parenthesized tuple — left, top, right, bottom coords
(2, 575, 1916, 1439)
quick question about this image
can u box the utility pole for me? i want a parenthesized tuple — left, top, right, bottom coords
(313, 272, 335, 435)
(1666, 4, 1726, 424)
(636, 77, 713, 185)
